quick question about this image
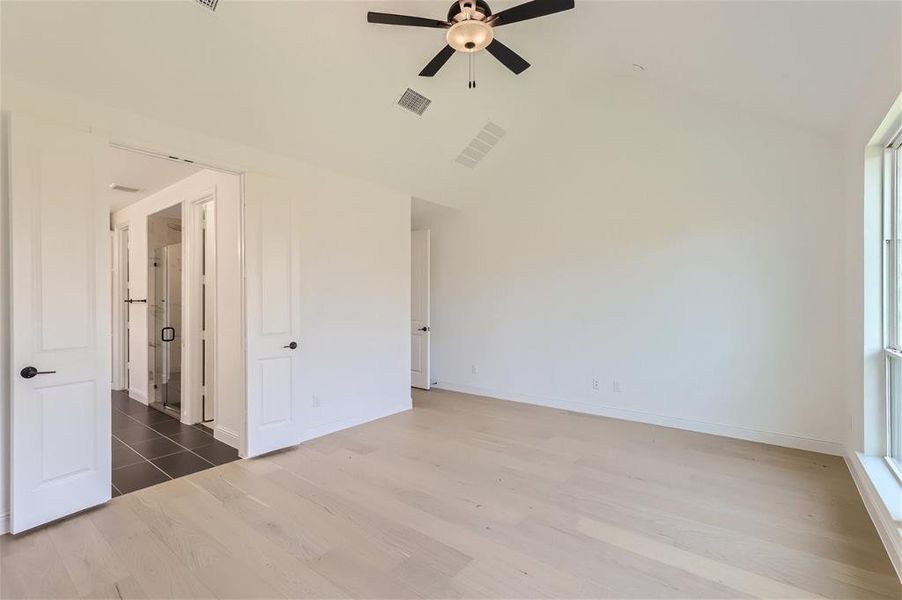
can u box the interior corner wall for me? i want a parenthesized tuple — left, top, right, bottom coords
(841, 27, 902, 455)
(111, 169, 244, 448)
(421, 82, 849, 454)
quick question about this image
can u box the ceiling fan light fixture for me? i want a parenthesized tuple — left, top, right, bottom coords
(446, 20, 494, 52)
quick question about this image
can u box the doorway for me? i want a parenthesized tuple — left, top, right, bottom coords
(107, 145, 241, 497)
(6, 112, 279, 533)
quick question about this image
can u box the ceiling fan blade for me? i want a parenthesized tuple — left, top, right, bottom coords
(485, 39, 530, 74)
(490, 0, 574, 26)
(419, 45, 457, 77)
(367, 12, 449, 28)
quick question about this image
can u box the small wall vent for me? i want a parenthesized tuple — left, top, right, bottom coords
(194, 0, 220, 12)
(109, 183, 141, 193)
(396, 88, 432, 116)
(455, 121, 506, 168)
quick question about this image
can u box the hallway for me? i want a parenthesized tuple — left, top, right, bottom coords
(111, 391, 239, 495)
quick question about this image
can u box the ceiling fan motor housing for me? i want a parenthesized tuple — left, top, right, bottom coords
(446, 0, 495, 52)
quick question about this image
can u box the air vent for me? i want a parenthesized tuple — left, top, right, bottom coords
(109, 183, 141, 193)
(455, 121, 506, 168)
(194, 0, 219, 12)
(396, 88, 432, 116)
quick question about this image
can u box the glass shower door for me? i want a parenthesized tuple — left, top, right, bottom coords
(151, 242, 182, 411)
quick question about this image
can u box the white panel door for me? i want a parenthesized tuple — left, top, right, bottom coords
(243, 173, 301, 457)
(9, 113, 111, 533)
(411, 230, 431, 390)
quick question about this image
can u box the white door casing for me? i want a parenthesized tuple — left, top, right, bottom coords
(9, 113, 111, 533)
(411, 229, 430, 390)
(243, 173, 302, 457)
(184, 196, 216, 426)
(112, 225, 129, 391)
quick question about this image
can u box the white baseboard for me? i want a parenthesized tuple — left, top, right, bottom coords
(127, 388, 148, 405)
(298, 400, 412, 445)
(214, 425, 240, 450)
(845, 452, 902, 583)
(0, 512, 8, 535)
(434, 382, 844, 456)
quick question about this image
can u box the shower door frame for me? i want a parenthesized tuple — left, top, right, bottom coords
(161, 241, 182, 411)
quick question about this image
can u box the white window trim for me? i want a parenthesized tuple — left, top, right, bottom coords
(885, 129, 902, 482)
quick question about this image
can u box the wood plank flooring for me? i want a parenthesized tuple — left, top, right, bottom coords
(2, 388, 899, 599)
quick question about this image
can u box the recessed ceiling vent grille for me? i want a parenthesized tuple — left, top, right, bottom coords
(109, 183, 141, 193)
(455, 121, 506, 168)
(396, 88, 432, 116)
(194, 0, 220, 12)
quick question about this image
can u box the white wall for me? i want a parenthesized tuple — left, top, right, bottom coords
(111, 169, 244, 447)
(0, 78, 411, 530)
(293, 174, 411, 441)
(841, 29, 902, 455)
(420, 80, 849, 454)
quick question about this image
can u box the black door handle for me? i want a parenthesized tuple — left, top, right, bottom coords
(283, 341, 298, 350)
(20, 366, 57, 379)
(124, 298, 147, 304)
(418, 326, 430, 332)
(161, 327, 175, 342)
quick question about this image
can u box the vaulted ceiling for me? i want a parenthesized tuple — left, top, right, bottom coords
(2, 1, 899, 205)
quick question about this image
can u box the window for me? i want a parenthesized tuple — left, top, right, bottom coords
(884, 129, 902, 474)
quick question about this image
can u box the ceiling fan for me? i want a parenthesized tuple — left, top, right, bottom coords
(367, 0, 574, 86)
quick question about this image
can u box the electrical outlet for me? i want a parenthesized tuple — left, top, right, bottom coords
(592, 378, 600, 391)
(612, 381, 622, 393)
(471, 364, 479, 375)
(312, 394, 321, 407)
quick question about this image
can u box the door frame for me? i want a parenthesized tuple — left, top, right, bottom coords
(411, 229, 431, 390)
(112, 223, 129, 391)
(184, 193, 217, 426)
(107, 141, 245, 440)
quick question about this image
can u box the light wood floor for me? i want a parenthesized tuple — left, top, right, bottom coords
(2, 388, 899, 599)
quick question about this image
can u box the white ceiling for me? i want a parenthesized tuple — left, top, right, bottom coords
(109, 147, 202, 212)
(2, 1, 899, 206)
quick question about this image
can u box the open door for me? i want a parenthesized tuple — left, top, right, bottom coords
(9, 113, 111, 533)
(411, 229, 431, 389)
(243, 173, 303, 457)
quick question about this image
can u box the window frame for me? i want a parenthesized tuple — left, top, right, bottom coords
(883, 127, 902, 482)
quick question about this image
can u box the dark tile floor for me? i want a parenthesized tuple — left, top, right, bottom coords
(111, 390, 239, 496)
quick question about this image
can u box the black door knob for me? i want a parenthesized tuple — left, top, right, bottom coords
(283, 341, 298, 350)
(418, 326, 430, 332)
(20, 366, 56, 379)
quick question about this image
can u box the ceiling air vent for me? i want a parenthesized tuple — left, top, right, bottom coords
(396, 88, 432, 116)
(109, 183, 141, 193)
(194, 0, 219, 12)
(455, 121, 506, 168)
